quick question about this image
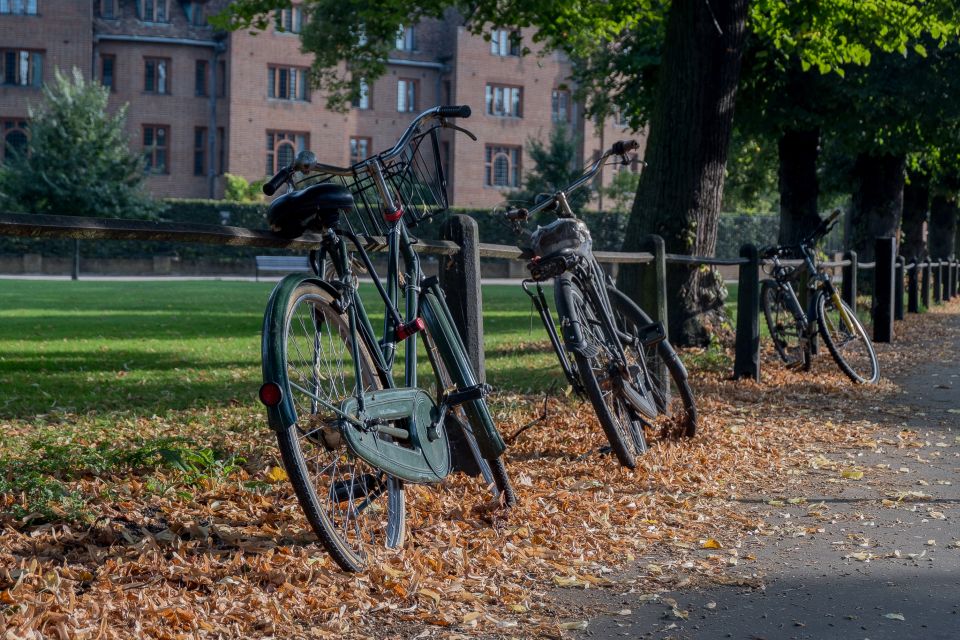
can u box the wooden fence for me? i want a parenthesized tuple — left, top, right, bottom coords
(2, 212, 959, 383)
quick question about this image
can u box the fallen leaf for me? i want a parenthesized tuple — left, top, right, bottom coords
(841, 469, 864, 480)
(701, 538, 722, 549)
(265, 466, 288, 483)
(559, 620, 589, 630)
(884, 613, 906, 621)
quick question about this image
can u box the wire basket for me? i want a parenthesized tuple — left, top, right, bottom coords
(292, 125, 449, 237)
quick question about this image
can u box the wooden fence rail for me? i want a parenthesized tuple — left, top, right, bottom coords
(2, 212, 958, 384)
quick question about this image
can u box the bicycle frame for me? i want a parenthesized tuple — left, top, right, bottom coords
(769, 242, 856, 338)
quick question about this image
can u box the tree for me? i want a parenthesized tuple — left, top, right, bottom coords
(512, 124, 591, 213)
(0, 69, 160, 220)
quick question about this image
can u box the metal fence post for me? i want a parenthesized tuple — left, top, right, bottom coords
(733, 244, 760, 381)
(894, 256, 905, 321)
(873, 237, 895, 343)
(945, 259, 954, 302)
(922, 261, 931, 309)
(907, 262, 919, 313)
(842, 250, 858, 314)
(934, 260, 943, 304)
(439, 214, 485, 382)
(949, 259, 957, 300)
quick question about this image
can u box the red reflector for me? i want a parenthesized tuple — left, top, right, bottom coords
(385, 206, 404, 222)
(259, 382, 283, 406)
(395, 317, 426, 341)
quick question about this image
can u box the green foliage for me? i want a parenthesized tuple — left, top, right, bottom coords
(511, 124, 591, 212)
(0, 68, 161, 220)
(224, 173, 266, 202)
(722, 131, 780, 214)
(602, 169, 640, 214)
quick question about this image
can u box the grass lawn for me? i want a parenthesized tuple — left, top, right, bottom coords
(0, 279, 571, 419)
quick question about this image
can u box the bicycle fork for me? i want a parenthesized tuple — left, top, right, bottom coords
(521, 279, 584, 394)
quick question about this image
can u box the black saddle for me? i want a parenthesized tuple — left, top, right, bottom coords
(266, 182, 354, 238)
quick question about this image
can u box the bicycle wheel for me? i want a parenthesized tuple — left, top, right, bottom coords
(816, 291, 880, 384)
(761, 279, 811, 370)
(606, 287, 697, 439)
(557, 275, 645, 469)
(268, 282, 404, 572)
(419, 323, 516, 506)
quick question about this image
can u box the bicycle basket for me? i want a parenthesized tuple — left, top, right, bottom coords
(290, 125, 449, 238)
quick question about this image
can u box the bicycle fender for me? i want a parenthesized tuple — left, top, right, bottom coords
(261, 274, 342, 432)
(553, 274, 602, 359)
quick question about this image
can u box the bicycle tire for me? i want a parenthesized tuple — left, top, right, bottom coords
(815, 291, 880, 384)
(760, 279, 811, 370)
(557, 274, 645, 469)
(267, 282, 405, 572)
(606, 287, 698, 439)
(419, 323, 516, 507)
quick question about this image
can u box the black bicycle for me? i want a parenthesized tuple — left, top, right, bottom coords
(498, 140, 697, 469)
(760, 210, 880, 384)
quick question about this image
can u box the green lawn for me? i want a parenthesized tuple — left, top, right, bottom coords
(0, 279, 570, 419)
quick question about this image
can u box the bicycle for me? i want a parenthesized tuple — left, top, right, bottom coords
(759, 210, 880, 384)
(257, 106, 514, 572)
(498, 140, 697, 469)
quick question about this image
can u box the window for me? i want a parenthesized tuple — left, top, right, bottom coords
(216, 60, 226, 97)
(195, 59, 207, 96)
(143, 125, 169, 174)
(140, 0, 168, 22)
(268, 65, 309, 101)
(395, 25, 415, 51)
(217, 126, 224, 173)
(2, 119, 28, 162)
(551, 89, 570, 122)
(349, 137, 370, 164)
(490, 29, 520, 56)
(485, 84, 522, 118)
(101, 55, 115, 91)
(354, 79, 370, 109)
(484, 145, 520, 188)
(275, 5, 303, 33)
(99, 0, 117, 18)
(397, 79, 417, 113)
(266, 130, 307, 175)
(144, 58, 169, 94)
(184, 1, 205, 26)
(615, 109, 629, 127)
(1, 50, 42, 87)
(194, 127, 207, 176)
(0, 0, 37, 15)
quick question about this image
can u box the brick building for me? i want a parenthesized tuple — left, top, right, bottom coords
(0, 0, 643, 208)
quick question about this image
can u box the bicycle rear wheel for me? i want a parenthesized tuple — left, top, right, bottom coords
(761, 279, 811, 370)
(606, 287, 697, 439)
(816, 291, 880, 384)
(557, 275, 646, 469)
(266, 282, 404, 572)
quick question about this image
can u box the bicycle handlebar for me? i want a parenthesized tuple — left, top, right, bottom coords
(262, 105, 472, 195)
(761, 210, 843, 259)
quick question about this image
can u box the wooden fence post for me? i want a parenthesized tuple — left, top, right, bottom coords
(922, 261, 931, 309)
(907, 262, 919, 313)
(439, 214, 485, 382)
(934, 260, 943, 304)
(873, 237, 895, 343)
(842, 250, 858, 314)
(733, 244, 760, 381)
(894, 256, 905, 321)
(639, 234, 669, 335)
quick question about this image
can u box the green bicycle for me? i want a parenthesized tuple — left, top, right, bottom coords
(257, 106, 514, 571)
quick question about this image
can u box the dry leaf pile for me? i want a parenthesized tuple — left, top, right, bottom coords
(2, 302, 958, 639)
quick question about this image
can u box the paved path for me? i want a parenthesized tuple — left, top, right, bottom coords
(577, 312, 960, 640)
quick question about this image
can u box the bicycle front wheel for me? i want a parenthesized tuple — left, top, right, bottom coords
(606, 287, 697, 439)
(816, 291, 880, 384)
(761, 279, 810, 370)
(266, 281, 405, 572)
(557, 275, 646, 469)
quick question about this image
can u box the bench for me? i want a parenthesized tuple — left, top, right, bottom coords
(255, 255, 310, 281)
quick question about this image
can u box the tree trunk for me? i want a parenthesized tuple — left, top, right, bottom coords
(900, 174, 929, 262)
(850, 152, 907, 263)
(929, 194, 958, 261)
(618, 0, 749, 346)
(777, 128, 822, 245)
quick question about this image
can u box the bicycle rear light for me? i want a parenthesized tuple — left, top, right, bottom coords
(395, 317, 426, 341)
(259, 382, 283, 407)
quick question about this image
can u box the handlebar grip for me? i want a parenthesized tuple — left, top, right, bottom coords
(612, 139, 639, 155)
(437, 105, 472, 118)
(262, 167, 291, 196)
(504, 207, 529, 222)
(826, 209, 842, 223)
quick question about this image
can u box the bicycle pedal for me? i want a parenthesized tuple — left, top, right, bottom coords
(445, 384, 491, 406)
(637, 321, 666, 348)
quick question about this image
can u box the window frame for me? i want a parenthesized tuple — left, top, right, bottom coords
(266, 130, 309, 176)
(142, 124, 170, 175)
(395, 24, 415, 51)
(194, 126, 207, 176)
(485, 84, 523, 118)
(99, 0, 118, 19)
(1, 49, 44, 88)
(267, 65, 310, 102)
(275, 5, 304, 33)
(144, 57, 170, 95)
(551, 89, 570, 123)
(0, 0, 38, 15)
(397, 78, 417, 113)
(195, 59, 208, 97)
(490, 29, 521, 57)
(140, 0, 169, 23)
(349, 136, 371, 165)
(484, 144, 521, 188)
(2, 118, 29, 162)
(100, 54, 116, 92)
(354, 79, 371, 110)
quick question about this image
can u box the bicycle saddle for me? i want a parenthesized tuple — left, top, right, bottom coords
(267, 182, 354, 237)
